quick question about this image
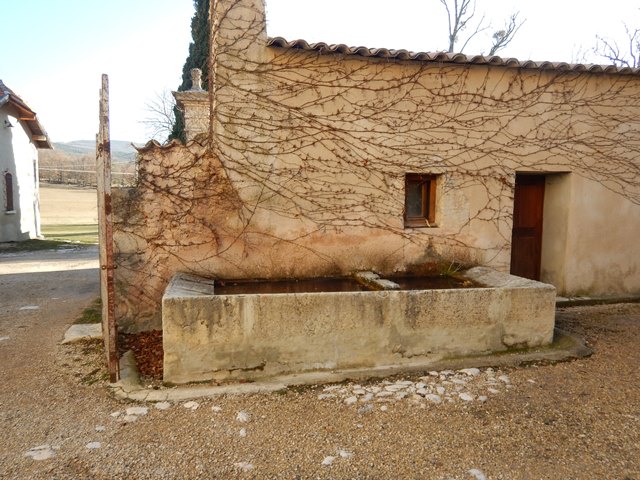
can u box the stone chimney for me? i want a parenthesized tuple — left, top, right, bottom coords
(172, 68, 209, 141)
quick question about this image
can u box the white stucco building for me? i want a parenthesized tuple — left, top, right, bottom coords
(0, 80, 51, 242)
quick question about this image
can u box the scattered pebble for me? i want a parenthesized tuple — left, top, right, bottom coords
(236, 411, 250, 423)
(122, 415, 139, 423)
(19, 306, 39, 311)
(86, 442, 101, 450)
(233, 461, 254, 472)
(0, 336, 10, 342)
(155, 402, 171, 410)
(95, 425, 106, 432)
(318, 393, 336, 400)
(110, 411, 121, 418)
(126, 407, 149, 416)
(321, 456, 336, 466)
(24, 445, 56, 461)
(357, 404, 374, 414)
(239, 428, 247, 437)
(211, 406, 222, 413)
(318, 367, 512, 407)
(380, 405, 388, 412)
(183, 401, 199, 411)
(469, 468, 487, 480)
(338, 449, 353, 459)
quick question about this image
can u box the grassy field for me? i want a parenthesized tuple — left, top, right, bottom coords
(41, 224, 99, 244)
(40, 184, 99, 243)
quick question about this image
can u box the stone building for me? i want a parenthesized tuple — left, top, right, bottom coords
(114, 0, 640, 331)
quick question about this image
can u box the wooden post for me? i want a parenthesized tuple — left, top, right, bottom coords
(96, 74, 119, 382)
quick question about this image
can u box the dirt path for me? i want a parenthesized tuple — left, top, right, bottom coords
(0, 248, 638, 479)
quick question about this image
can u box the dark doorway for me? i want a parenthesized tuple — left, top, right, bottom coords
(510, 174, 545, 280)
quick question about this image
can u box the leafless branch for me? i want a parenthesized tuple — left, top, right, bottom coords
(595, 24, 640, 68)
(487, 13, 524, 56)
(140, 89, 176, 143)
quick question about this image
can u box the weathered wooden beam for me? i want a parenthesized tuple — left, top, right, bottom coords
(96, 73, 119, 383)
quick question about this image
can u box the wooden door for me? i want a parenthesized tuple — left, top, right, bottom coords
(510, 175, 545, 280)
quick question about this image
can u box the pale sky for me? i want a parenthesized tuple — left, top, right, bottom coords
(2, 0, 638, 144)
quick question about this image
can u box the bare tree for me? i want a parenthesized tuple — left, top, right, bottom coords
(595, 24, 640, 68)
(140, 89, 176, 143)
(487, 13, 523, 56)
(439, 0, 523, 55)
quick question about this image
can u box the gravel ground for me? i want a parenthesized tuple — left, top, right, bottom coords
(1, 249, 639, 479)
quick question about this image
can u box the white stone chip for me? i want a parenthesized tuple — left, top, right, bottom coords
(19, 305, 39, 310)
(498, 375, 511, 383)
(469, 468, 487, 480)
(24, 445, 56, 460)
(428, 371, 439, 376)
(155, 402, 171, 410)
(357, 404, 374, 414)
(211, 406, 222, 412)
(375, 391, 394, 398)
(459, 393, 474, 402)
(110, 411, 121, 418)
(436, 386, 446, 395)
(380, 405, 388, 412)
(122, 415, 139, 423)
(86, 442, 101, 449)
(344, 396, 358, 405)
(425, 394, 442, 404)
(318, 393, 336, 400)
(361, 393, 374, 402)
(0, 336, 10, 342)
(487, 388, 500, 394)
(183, 401, 199, 411)
(338, 449, 353, 458)
(126, 407, 149, 416)
(234, 462, 254, 472)
(527, 379, 536, 384)
(239, 428, 247, 437)
(95, 425, 106, 432)
(478, 396, 488, 402)
(460, 368, 481, 376)
(236, 411, 250, 423)
(321, 455, 336, 466)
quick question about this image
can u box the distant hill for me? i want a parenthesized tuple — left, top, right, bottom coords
(53, 140, 141, 163)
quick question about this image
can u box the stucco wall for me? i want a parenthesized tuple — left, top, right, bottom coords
(0, 108, 40, 242)
(113, 0, 640, 330)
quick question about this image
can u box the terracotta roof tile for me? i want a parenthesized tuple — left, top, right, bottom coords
(267, 37, 640, 76)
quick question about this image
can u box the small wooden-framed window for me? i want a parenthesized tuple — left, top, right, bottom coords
(4, 172, 14, 212)
(404, 173, 437, 227)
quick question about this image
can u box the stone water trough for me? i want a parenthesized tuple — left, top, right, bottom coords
(162, 267, 556, 384)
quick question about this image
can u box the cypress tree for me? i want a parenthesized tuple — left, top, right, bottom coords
(169, 0, 210, 142)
